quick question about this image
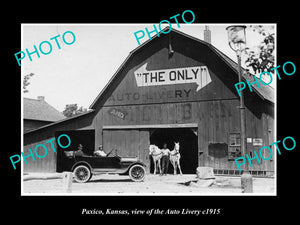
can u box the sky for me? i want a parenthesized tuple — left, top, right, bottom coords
(21, 24, 275, 112)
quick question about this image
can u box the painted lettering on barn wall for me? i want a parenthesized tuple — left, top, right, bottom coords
(108, 108, 127, 119)
(134, 63, 212, 91)
(108, 88, 192, 102)
(141, 103, 192, 122)
(107, 103, 192, 122)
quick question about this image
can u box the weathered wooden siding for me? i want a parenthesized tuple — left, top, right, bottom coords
(91, 33, 274, 172)
(23, 30, 274, 173)
(103, 129, 150, 172)
(23, 112, 95, 172)
(104, 47, 237, 107)
(23, 137, 58, 172)
(97, 99, 273, 171)
(24, 119, 53, 133)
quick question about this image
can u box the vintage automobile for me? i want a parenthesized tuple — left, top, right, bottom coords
(62, 149, 146, 183)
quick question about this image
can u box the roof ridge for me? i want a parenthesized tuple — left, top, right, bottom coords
(24, 97, 65, 122)
(24, 109, 95, 134)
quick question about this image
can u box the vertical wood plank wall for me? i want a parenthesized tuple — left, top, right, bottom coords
(103, 129, 150, 172)
(23, 31, 274, 174)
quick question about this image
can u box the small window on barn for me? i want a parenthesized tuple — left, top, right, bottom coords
(228, 133, 242, 160)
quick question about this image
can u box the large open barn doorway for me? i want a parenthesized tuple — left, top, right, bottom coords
(55, 130, 95, 172)
(149, 128, 198, 174)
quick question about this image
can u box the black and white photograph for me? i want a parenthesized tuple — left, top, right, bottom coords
(5, 5, 299, 220)
(20, 23, 276, 195)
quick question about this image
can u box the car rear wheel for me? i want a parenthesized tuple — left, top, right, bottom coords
(129, 164, 145, 182)
(73, 165, 91, 183)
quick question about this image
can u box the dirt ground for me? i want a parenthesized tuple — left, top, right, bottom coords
(22, 173, 275, 195)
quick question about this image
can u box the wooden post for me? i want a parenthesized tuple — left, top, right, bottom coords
(62, 172, 73, 193)
(237, 51, 253, 193)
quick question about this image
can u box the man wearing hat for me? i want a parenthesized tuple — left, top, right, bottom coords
(74, 144, 84, 156)
(94, 145, 107, 157)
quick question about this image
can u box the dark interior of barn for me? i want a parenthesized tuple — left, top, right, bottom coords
(149, 128, 198, 174)
(55, 130, 95, 172)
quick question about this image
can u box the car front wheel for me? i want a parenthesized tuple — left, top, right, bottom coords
(73, 165, 91, 183)
(129, 164, 145, 182)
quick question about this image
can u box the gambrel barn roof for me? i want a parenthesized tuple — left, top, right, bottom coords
(90, 27, 274, 109)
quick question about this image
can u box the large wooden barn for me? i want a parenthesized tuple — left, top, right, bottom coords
(23, 27, 275, 176)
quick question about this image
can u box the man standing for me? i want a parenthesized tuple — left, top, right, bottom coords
(161, 143, 170, 175)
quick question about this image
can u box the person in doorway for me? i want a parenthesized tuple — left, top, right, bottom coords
(94, 145, 107, 157)
(161, 143, 170, 175)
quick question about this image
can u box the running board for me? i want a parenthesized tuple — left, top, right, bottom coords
(92, 168, 127, 174)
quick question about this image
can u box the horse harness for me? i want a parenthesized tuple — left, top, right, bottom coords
(170, 151, 180, 156)
(150, 152, 162, 157)
(150, 149, 179, 157)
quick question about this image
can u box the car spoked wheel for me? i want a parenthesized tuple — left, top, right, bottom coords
(129, 165, 145, 182)
(73, 165, 91, 183)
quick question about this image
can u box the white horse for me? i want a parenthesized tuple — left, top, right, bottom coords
(170, 142, 183, 175)
(149, 145, 162, 175)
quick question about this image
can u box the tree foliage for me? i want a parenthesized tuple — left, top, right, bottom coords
(23, 73, 35, 93)
(244, 25, 275, 74)
(63, 104, 88, 118)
